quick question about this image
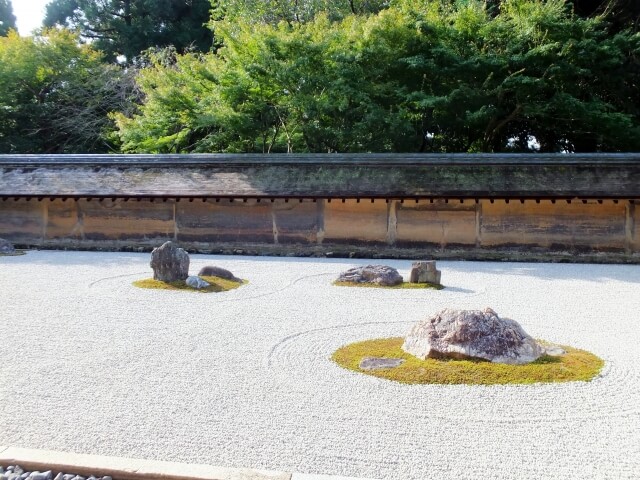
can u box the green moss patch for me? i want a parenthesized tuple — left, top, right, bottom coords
(133, 275, 245, 293)
(332, 337, 604, 385)
(333, 281, 444, 290)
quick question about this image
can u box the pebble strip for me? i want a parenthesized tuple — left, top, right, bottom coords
(0, 466, 111, 480)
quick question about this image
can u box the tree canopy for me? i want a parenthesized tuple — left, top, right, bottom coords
(0, 0, 16, 36)
(114, 0, 640, 153)
(0, 29, 137, 153)
(43, 0, 214, 61)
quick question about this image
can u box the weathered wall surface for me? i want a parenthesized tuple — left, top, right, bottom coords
(1, 197, 638, 262)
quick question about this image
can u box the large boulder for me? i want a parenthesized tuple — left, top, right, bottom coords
(198, 265, 241, 282)
(150, 241, 189, 282)
(337, 265, 403, 287)
(402, 308, 543, 365)
(409, 260, 441, 285)
(0, 238, 15, 254)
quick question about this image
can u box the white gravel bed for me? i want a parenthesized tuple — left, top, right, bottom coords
(1, 251, 639, 480)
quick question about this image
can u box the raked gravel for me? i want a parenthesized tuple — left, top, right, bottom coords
(1, 251, 639, 480)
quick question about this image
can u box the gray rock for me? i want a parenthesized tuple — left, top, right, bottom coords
(150, 241, 189, 282)
(402, 308, 543, 365)
(53, 473, 64, 480)
(198, 266, 241, 282)
(337, 265, 403, 287)
(0, 238, 15, 254)
(101, 477, 112, 480)
(70, 475, 85, 480)
(543, 345, 567, 356)
(359, 357, 405, 371)
(28, 472, 52, 480)
(409, 260, 441, 285)
(186, 275, 210, 289)
(62, 475, 76, 480)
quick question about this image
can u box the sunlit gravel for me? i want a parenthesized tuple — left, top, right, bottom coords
(1, 251, 639, 480)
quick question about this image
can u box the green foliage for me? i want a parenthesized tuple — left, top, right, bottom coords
(213, 0, 389, 25)
(44, 0, 214, 62)
(0, 29, 136, 153)
(332, 337, 604, 385)
(115, 0, 640, 153)
(0, 0, 16, 36)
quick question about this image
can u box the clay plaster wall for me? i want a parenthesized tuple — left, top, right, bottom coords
(0, 197, 637, 260)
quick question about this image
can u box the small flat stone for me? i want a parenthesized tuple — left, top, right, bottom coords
(186, 275, 210, 289)
(359, 357, 405, 371)
(544, 345, 567, 356)
(53, 473, 63, 480)
(61, 475, 75, 480)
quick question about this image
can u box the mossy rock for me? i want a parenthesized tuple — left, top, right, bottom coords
(133, 275, 246, 293)
(333, 281, 444, 290)
(332, 337, 603, 385)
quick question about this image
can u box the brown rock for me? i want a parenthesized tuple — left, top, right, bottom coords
(409, 260, 441, 285)
(402, 308, 543, 365)
(198, 266, 241, 282)
(337, 265, 403, 286)
(150, 241, 189, 282)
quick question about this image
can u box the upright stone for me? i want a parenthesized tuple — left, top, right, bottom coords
(150, 241, 189, 282)
(409, 260, 441, 285)
(402, 308, 543, 365)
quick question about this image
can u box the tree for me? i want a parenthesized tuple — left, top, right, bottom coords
(114, 0, 640, 153)
(0, 29, 139, 153)
(0, 0, 16, 36)
(44, 0, 214, 62)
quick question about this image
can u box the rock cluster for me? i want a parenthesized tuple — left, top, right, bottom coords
(0, 238, 15, 254)
(0, 466, 111, 480)
(150, 241, 189, 282)
(198, 265, 241, 282)
(409, 261, 441, 285)
(337, 265, 403, 287)
(402, 308, 543, 365)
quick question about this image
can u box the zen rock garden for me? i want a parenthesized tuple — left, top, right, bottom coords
(131, 247, 603, 385)
(134, 241, 244, 292)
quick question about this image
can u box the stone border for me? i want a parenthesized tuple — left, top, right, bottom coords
(0, 447, 377, 480)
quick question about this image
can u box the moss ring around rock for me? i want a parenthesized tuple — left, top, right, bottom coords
(332, 337, 604, 385)
(133, 276, 246, 293)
